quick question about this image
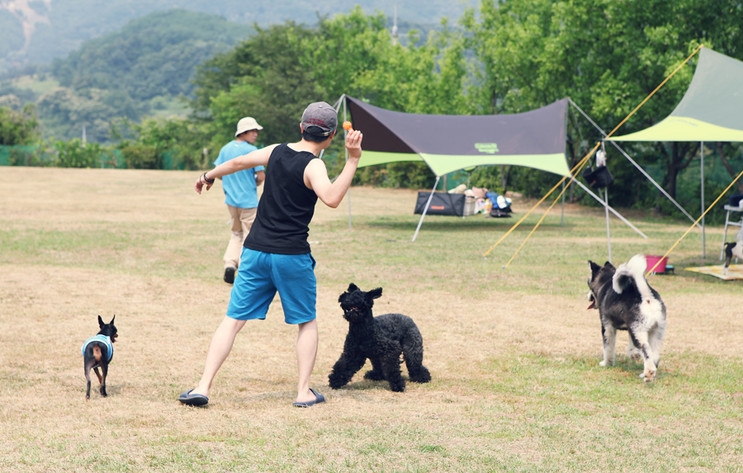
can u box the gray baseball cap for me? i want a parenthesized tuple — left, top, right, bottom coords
(300, 102, 337, 137)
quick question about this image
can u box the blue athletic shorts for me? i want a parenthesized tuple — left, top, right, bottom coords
(226, 248, 316, 324)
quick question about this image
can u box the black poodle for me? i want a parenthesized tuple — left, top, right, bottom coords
(328, 283, 431, 392)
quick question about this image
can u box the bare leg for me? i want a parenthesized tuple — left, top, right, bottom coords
(295, 319, 318, 403)
(192, 316, 247, 397)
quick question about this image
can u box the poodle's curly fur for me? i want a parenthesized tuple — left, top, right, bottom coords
(328, 283, 431, 392)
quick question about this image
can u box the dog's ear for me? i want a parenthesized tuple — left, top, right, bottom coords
(98, 315, 105, 327)
(347, 283, 358, 292)
(110, 315, 115, 325)
(368, 287, 383, 300)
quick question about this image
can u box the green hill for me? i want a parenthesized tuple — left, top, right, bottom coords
(0, 0, 476, 76)
(52, 9, 249, 102)
(4, 9, 249, 142)
(0, 2, 469, 142)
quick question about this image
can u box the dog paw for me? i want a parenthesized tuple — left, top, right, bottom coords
(599, 360, 608, 367)
(327, 379, 345, 390)
(643, 369, 656, 382)
(409, 369, 431, 383)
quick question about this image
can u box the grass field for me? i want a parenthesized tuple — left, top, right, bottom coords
(1, 167, 741, 472)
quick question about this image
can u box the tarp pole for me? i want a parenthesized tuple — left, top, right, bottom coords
(569, 98, 700, 228)
(606, 139, 701, 228)
(331, 95, 353, 230)
(604, 187, 612, 262)
(561, 181, 565, 226)
(701, 141, 705, 258)
(343, 96, 353, 229)
(573, 180, 648, 238)
(412, 177, 440, 242)
(645, 166, 743, 277)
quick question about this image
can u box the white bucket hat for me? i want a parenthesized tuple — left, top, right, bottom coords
(235, 117, 263, 137)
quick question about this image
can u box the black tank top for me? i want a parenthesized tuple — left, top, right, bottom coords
(244, 143, 318, 254)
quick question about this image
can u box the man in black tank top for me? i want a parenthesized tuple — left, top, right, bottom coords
(180, 102, 363, 408)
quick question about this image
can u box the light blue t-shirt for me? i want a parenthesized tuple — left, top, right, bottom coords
(214, 140, 265, 208)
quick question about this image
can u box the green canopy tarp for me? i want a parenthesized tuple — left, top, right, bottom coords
(607, 47, 743, 258)
(610, 48, 743, 142)
(344, 96, 571, 177)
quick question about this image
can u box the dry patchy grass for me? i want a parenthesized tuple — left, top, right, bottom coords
(0, 167, 741, 472)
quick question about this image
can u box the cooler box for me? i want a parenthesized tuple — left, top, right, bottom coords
(414, 192, 475, 216)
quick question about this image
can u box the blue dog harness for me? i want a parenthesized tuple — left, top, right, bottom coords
(81, 335, 114, 362)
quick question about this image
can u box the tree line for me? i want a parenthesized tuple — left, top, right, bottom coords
(2, 1, 743, 220)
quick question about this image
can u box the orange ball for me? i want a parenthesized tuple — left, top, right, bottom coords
(342, 120, 353, 131)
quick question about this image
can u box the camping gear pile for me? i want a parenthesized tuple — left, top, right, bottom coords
(449, 185, 512, 217)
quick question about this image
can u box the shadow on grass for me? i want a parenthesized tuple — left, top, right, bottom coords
(365, 216, 578, 233)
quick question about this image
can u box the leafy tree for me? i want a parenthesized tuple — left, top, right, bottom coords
(53, 138, 108, 168)
(0, 103, 40, 145)
(191, 21, 319, 151)
(292, 8, 491, 188)
(462, 0, 743, 212)
(111, 116, 207, 170)
(37, 87, 140, 142)
(192, 8, 473, 187)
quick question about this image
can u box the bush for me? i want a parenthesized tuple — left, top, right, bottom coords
(119, 143, 160, 169)
(53, 139, 106, 168)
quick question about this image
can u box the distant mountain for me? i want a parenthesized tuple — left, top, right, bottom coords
(0, 0, 477, 76)
(23, 9, 250, 142)
(51, 9, 248, 102)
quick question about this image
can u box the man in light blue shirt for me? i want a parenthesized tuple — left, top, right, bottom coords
(213, 117, 265, 284)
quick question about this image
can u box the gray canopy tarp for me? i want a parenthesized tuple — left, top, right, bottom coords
(344, 96, 571, 178)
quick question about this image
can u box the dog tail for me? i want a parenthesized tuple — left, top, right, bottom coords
(93, 344, 102, 363)
(613, 254, 652, 299)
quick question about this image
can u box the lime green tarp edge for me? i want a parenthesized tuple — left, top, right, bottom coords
(610, 116, 743, 142)
(358, 151, 422, 168)
(359, 150, 570, 177)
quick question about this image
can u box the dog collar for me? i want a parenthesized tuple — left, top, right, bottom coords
(81, 335, 114, 362)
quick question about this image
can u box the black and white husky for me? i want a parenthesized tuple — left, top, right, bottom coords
(587, 254, 667, 382)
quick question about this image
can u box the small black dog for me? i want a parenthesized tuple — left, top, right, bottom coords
(81, 315, 118, 399)
(329, 283, 431, 392)
(723, 241, 743, 275)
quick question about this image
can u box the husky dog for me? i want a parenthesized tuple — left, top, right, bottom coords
(587, 255, 667, 382)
